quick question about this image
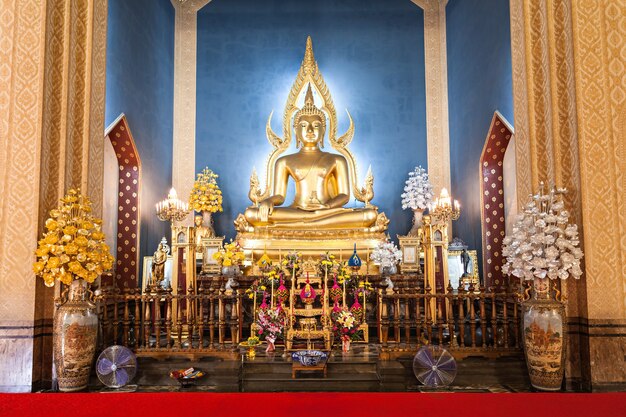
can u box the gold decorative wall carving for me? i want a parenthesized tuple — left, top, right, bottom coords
(0, 0, 48, 392)
(88, 0, 108, 218)
(0, 0, 108, 391)
(510, 0, 586, 318)
(571, 0, 625, 320)
(509, 0, 532, 207)
(0, 0, 47, 325)
(510, 0, 626, 387)
(171, 0, 211, 226)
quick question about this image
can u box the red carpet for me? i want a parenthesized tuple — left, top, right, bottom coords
(1, 393, 625, 417)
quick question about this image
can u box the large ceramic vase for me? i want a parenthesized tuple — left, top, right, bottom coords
(521, 278, 566, 391)
(53, 279, 98, 392)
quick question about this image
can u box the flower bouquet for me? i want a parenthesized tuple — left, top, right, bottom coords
(170, 367, 205, 388)
(256, 305, 286, 352)
(213, 240, 245, 290)
(371, 240, 402, 274)
(355, 280, 373, 299)
(401, 166, 434, 235)
(281, 251, 301, 279)
(331, 309, 362, 352)
(502, 185, 583, 283)
(317, 252, 337, 277)
(336, 261, 355, 287)
(212, 240, 245, 268)
(244, 280, 267, 300)
(189, 167, 223, 213)
(239, 336, 261, 359)
(189, 167, 223, 238)
(33, 188, 114, 286)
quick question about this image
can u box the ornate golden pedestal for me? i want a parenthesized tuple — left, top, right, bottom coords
(237, 230, 387, 271)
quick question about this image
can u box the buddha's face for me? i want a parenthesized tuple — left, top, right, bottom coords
(297, 114, 325, 147)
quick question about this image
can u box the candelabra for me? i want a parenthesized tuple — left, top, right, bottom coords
(155, 188, 189, 223)
(430, 188, 460, 224)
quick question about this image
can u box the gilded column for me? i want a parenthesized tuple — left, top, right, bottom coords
(510, 0, 626, 389)
(171, 0, 211, 225)
(0, 0, 108, 391)
(411, 0, 452, 199)
(0, 0, 48, 393)
(571, 0, 626, 388)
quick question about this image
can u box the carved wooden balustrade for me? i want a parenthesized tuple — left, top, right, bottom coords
(95, 275, 522, 359)
(95, 282, 243, 358)
(377, 281, 522, 359)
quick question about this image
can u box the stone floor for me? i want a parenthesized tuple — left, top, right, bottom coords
(88, 344, 532, 393)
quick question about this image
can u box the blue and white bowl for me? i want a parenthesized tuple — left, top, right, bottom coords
(292, 350, 327, 366)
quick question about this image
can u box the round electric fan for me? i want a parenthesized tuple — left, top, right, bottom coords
(96, 345, 137, 388)
(412, 345, 457, 388)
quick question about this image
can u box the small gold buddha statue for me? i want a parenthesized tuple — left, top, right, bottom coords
(193, 214, 214, 245)
(151, 237, 169, 287)
(243, 85, 378, 229)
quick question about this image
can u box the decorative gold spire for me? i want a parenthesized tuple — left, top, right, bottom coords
(302, 36, 316, 75)
(304, 83, 314, 106)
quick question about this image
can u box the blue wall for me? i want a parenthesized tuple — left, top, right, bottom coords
(446, 0, 514, 275)
(105, 0, 175, 273)
(196, 0, 427, 241)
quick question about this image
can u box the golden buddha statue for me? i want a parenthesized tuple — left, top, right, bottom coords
(243, 85, 378, 229)
(235, 36, 388, 260)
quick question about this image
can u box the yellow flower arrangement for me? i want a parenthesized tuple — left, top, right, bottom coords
(189, 167, 223, 213)
(246, 336, 260, 346)
(212, 240, 245, 267)
(317, 252, 337, 275)
(33, 189, 114, 287)
(281, 251, 301, 275)
(337, 261, 353, 285)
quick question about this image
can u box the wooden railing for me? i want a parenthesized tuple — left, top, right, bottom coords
(96, 284, 242, 358)
(95, 276, 522, 359)
(377, 282, 521, 359)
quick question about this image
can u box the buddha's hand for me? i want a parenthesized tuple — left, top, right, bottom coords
(259, 200, 274, 222)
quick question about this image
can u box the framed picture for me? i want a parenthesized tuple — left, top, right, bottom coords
(142, 255, 173, 291)
(201, 237, 224, 273)
(403, 245, 417, 263)
(398, 235, 421, 273)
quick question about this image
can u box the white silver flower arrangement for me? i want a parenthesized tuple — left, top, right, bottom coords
(371, 240, 403, 270)
(401, 166, 434, 211)
(501, 184, 583, 281)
